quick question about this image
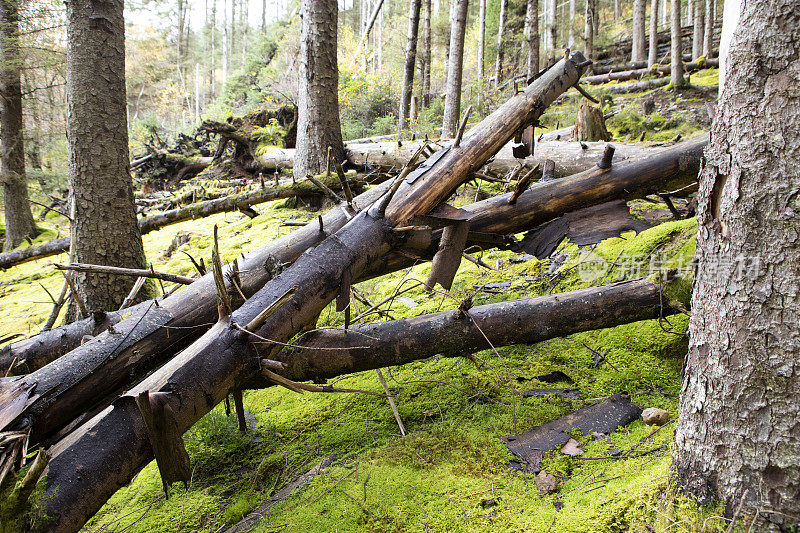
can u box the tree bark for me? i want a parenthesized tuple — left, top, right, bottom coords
(66, 0, 147, 313)
(525, 0, 539, 77)
(32, 55, 589, 533)
(420, 0, 432, 106)
(584, 0, 595, 61)
(631, 0, 647, 62)
(441, 0, 469, 137)
(294, 0, 346, 177)
(670, 0, 686, 89)
(0, 0, 38, 251)
(399, 0, 422, 130)
(648, 0, 660, 66)
(477, 0, 486, 81)
(692, 0, 704, 60)
(572, 104, 611, 141)
(494, 0, 507, 88)
(674, 0, 800, 526)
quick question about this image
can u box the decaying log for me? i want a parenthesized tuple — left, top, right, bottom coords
(0, 135, 706, 385)
(32, 53, 589, 533)
(267, 277, 685, 384)
(0, 174, 363, 271)
(572, 104, 611, 141)
(581, 58, 719, 84)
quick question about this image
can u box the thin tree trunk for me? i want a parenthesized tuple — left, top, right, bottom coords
(441, 0, 469, 137)
(420, 0, 432, 106)
(242, 0, 248, 68)
(262, 0, 266, 30)
(545, 0, 557, 57)
(231, 0, 237, 69)
(670, 0, 685, 89)
(222, 0, 228, 84)
(631, 0, 647, 62)
(614, 0, 619, 20)
(294, 0, 346, 176)
(568, 0, 575, 47)
(660, 0, 667, 26)
(0, 0, 38, 251)
(585, 0, 595, 61)
(477, 0, 486, 81)
(648, 0, 660, 66)
(66, 0, 147, 313)
(211, 0, 217, 95)
(399, 0, 422, 131)
(675, 0, 800, 525)
(702, 0, 713, 57)
(691, 0, 704, 59)
(525, 0, 539, 77)
(494, 0, 506, 88)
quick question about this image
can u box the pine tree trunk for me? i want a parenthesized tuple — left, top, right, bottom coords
(545, 0, 557, 57)
(568, 0, 575, 47)
(477, 0, 486, 80)
(692, 0, 704, 59)
(294, 0, 346, 176)
(702, 0, 713, 57)
(262, 0, 266, 30)
(0, 0, 38, 251)
(230, 0, 236, 68)
(670, 0, 685, 89)
(399, 0, 422, 130)
(631, 0, 647, 62)
(648, 0, 660, 66)
(419, 0, 431, 106)
(222, 0, 228, 84)
(585, 0, 595, 61)
(441, 0, 468, 137)
(675, 0, 800, 526)
(210, 0, 216, 95)
(494, 0, 506, 88)
(525, 0, 539, 77)
(66, 0, 147, 313)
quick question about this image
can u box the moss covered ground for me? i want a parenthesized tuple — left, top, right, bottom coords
(0, 67, 735, 531)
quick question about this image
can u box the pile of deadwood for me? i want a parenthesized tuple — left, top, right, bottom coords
(0, 53, 705, 532)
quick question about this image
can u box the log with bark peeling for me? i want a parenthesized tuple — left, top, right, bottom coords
(0, 174, 364, 270)
(29, 52, 589, 533)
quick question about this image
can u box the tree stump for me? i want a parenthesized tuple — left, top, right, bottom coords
(572, 104, 611, 141)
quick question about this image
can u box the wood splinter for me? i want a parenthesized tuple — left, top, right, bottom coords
(212, 225, 232, 320)
(597, 145, 616, 169)
(232, 389, 247, 432)
(135, 391, 192, 496)
(508, 164, 541, 205)
(244, 285, 299, 333)
(262, 368, 387, 397)
(540, 159, 556, 182)
(425, 219, 470, 291)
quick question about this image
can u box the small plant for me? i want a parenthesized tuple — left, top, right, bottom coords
(251, 118, 287, 148)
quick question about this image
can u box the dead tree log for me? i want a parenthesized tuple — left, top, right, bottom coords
(0, 135, 705, 383)
(267, 277, 685, 382)
(572, 104, 611, 141)
(0, 175, 362, 270)
(581, 58, 718, 84)
(30, 53, 589, 533)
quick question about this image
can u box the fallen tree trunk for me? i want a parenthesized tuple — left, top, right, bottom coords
(0, 174, 362, 270)
(581, 58, 719, 84)
(0, 135, 705, 384)
(269, 277, 686, 382)
(31, 53, 589, 533)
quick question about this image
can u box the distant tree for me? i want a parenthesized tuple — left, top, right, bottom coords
(631, 0, 647, 62)
(692, 0, 704, 59)
(675, 0, 800, 526)
(0, 0, 38, 251)
(584, 0, 595, 61)
(648, 0, 659, 66)
(525, 0, 538, 77)
(419, 0, 431, 106)
(544, 0, 556, 58)
(702, 0, 714, 57)
(399, 0, 421, 130)
(670, 0, 686, 89)
(568, 0, 575, 47)
(294, 0, 345, 176)
(66, 0, 147, 313)
(441, 0, 468, 137)
(477, 0, 485, 80)
(494, 0, 506, 88)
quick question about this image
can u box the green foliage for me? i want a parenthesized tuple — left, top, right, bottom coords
(338, 72, 398, 140)
(252, 118, 287, 150)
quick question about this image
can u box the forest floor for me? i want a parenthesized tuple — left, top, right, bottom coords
(0, 67, 739, 532)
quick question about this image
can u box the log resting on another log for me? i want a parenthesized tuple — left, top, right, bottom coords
(580, 58, 719, 85)
(31, 52, 589, 533)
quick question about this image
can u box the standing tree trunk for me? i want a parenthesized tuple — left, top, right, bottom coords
(545, 0, 557, 57)
(660, 0, 667, 26)
(631, 0, 647, 62)
(477, 0, 486, 81)
(0, 0, 37, 251)
(584, 0, 595, 61)
(66, 0, 147, 313)
(692, 0, 704, 59)
(420, 0, 431, 106)
(399, 0, 422, 131)
(494, 0, 506, 88)
(241, 0, 248, 68)
(230, 0, 236, 69)
(648, 0, 660, 66)
(702, 0, 713, 57)
(525, 0, 539, 77)
(614, 0, 619, 20)
(441, 0, 468, 137)
(568, 0, 575, 47)
(670, 0, 685, 89)
(222, 0, 228, 84)
(675, 0, 800, 527)
(262, 0, 266, 30)
(210, 0, 216, 96)
(294, 0, 345, 176)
